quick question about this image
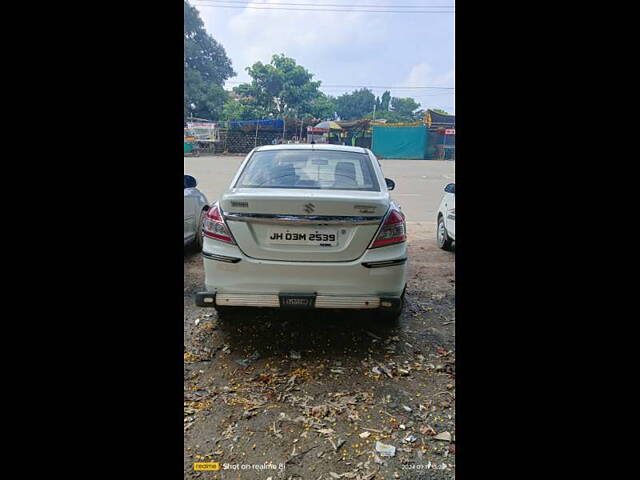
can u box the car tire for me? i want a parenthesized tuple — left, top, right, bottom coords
(437, 215, 454, 251)
(193, 208, 207, 252)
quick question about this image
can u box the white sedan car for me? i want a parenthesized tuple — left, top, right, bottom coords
(184, 174, 209, 251)
(436, 183, 455, 251)
(195, 144, 408, 319)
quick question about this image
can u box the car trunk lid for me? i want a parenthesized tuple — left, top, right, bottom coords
(220, 188, 389, 262)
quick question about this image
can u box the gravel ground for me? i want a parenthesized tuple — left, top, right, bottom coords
(184, 222, 455, 479)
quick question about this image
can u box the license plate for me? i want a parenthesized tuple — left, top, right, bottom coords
(267, 227, 338, 246)
(279, 294, 316, 309)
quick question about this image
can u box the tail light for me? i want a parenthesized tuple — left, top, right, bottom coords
(370, 209, 406, 248)
(203, 204, 236, 244)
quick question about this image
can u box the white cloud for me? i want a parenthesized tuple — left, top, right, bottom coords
(211, 0, 389, 81)
(399, 63, 455, 114)
(402, 63, 455, 88)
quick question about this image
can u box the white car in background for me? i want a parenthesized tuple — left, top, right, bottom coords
(184, 174, 209, 251)
(437, 183, 455, 251)
(195, 144, 408, 319)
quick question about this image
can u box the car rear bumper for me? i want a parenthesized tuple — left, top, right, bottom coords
(200, 237, 408, 302)
(195, 291, 403, 311)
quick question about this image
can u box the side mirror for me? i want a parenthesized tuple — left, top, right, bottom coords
(184, 175, 197, 189)
(444, 183, 455, 194)
(385, 178, 395, 191)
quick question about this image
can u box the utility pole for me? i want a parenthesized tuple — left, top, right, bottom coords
(372, 102, 376, 121)
(254, 120, 259, 147)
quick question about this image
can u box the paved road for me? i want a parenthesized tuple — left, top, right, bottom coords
(184, 155, 455, 222)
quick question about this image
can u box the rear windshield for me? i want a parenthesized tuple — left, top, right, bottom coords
(235, 150, 380, 191)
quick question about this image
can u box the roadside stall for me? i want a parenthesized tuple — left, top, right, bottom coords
(306, 126, 329, 143)
(313, 121, 343, 144)
(186, 121, 218, 154)
(184, 127, 198, 156)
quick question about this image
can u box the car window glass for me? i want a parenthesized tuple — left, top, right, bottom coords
(236, 150, 379, 191)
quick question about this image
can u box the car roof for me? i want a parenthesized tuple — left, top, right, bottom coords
(254, 144, 369, 154)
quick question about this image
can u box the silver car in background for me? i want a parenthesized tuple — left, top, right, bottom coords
(184, 174, 209, 251)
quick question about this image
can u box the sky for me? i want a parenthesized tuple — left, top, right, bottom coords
(191, 0, 455, 114)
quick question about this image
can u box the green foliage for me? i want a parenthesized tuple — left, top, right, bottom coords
(378, 91, 391, 112)
(368, 109, 414, 123)
(334, 88, 376, 120)
(333, 89, 423, 122)
(184, 1, 235, 120)
(185, 70, 229, 120)
(308, 94, 337, 120)
(220, 95, 268, 121)
(374, 90, 391, 114)
(390, 97, 421, 120)
(365, 94, 420, 122)
(431, 108, 450, 115)
(227, 54, 329, 119)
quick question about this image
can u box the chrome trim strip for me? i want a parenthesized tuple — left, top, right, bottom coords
(214, 294, 380, 309)
(361, 258, 407, 268)
(315, 296, 380, 309)
(216, 294, 280, 307)
(201, 251, 241, 263)
(223, 213, 384, 226)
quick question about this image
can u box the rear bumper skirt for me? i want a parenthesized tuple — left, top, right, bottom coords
(195, 291, 402, 310)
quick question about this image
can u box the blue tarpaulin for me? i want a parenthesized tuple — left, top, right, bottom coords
(225, 119, 284, 129)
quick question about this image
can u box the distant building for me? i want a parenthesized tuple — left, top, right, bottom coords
(425, 109, 455, 128)
(425, 110, 455, 160)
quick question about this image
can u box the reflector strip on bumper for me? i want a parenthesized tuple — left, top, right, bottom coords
(201, 251, 241, 263)
(361, 258, 407, 268)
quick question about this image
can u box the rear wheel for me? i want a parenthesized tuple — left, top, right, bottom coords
(193, 207, 207, 252)
(437, 215, 454, 251)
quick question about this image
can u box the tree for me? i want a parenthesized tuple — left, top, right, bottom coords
(373, 90, 391, 116)
(431, 108, 450, 115)
(390, 97, 421, 120)
(184, 1, 235, 120)
(365, 94, 423, 122)
(367, 110, 411, 123)
(334, 88, 376, 120)
(220, 95, 268, 121)
(380, 91, 391, 111)
(308, 94, 336, 120)
(230, 54, 325, 118)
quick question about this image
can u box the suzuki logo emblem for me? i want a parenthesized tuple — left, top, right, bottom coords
(304, 203, 315, 213)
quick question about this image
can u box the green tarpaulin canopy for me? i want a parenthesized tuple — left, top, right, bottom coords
(371, 125, 427, 159)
